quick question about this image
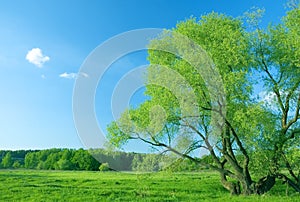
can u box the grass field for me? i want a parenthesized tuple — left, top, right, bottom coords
(0, 170, 299, 201)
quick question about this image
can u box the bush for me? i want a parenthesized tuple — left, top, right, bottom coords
(99, 163, 110, 172)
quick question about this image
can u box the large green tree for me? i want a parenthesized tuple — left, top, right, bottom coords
(107, 5, 300, 195)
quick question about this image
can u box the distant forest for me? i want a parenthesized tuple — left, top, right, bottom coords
(0, 149, 208, 172)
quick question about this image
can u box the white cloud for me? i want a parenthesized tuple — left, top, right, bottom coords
(59, 72, 77, 79)
(259, 91, 276, 104)
(59, 72, 89, 79)
(26, 48, 50, 67)
(258, 91, 279, 112)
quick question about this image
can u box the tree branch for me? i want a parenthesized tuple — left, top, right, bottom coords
(285, 92, 300, 131)
(281, 151, 299, 183)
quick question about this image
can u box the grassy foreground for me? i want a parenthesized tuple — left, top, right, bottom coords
(0, 170, 299, 201)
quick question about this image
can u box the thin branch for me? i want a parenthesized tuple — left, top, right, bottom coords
(165, 125, 172, 146)
(286, 93, 300, 131)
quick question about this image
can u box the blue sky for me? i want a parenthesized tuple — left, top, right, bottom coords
(0, 0, 288, 150)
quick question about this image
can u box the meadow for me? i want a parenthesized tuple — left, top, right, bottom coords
(0, 170, 299, 202)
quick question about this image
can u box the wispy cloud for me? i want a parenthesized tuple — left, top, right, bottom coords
(59, 72, 89, 79)
(259, 91, 276, 104)
(26, 48, 50, 67)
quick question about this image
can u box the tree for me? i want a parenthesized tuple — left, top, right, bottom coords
(71, 149, 100, 171)
(1, 152, 13, 168)
(57, 159, 74, 170)
(56, 149, 75, 170)
(44, 152, 60, 170)
(24, 152, 39, 169)
(107, 5, 300, 195)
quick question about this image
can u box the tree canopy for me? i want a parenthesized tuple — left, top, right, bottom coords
(107, 4, 300, 195)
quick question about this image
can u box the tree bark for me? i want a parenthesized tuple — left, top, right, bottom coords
(220, 173, 241, 195)
(255, 175, 276, 195)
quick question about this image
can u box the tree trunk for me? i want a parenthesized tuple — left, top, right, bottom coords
(255, 175, 276, 195)
(220, 173, 241, 195)
(240, 179, 254, 195)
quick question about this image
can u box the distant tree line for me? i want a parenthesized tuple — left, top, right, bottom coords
(0, 148, 211, 172)
(0, 149, 99, 170)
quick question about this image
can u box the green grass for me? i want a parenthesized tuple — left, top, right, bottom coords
(0, 170, 299, 201)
